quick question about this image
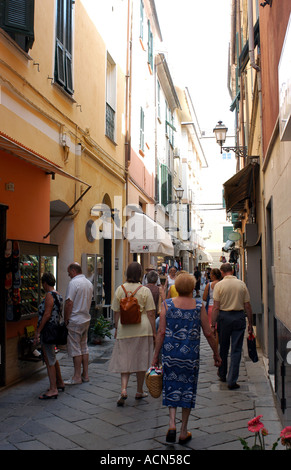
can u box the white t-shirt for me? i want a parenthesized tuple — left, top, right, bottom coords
(65, 274, 93, 324)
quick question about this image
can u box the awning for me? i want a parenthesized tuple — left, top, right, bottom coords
(0, 132, 91, 239)
(174, 240, 193, 257)
(223, 162, 259, 212)
(196, 249, 213, 264)
(0, 132, 90, 186)
(126, 213, 174, 256)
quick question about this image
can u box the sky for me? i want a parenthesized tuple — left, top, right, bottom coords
(154, 0, 234, 135)
(155, 0, 236, 257)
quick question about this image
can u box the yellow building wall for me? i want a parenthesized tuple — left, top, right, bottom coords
(0, 0, 128, 385)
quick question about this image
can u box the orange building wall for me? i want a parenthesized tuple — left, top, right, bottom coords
(0, 151, 51, 342)
(259, 1, 291, 155)
(0, 151, 51, 242)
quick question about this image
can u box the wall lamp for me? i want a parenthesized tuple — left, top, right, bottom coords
(167, 186, 184, 204)
(213, 121, 248, 158)
(175, 185, 184, 201)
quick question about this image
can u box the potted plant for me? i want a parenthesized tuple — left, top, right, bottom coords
(91, 315, 112, 344)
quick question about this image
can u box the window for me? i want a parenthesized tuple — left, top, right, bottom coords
(55, 0, 73, 95)
(157, 80, 161, 119)
(140, 0, 144, 40)
(147, 20, 153, 71)
(106, 53, 116, 142)
(0, 0, 35, 53)
(161, 163, 172, 207)
(140, 107, 145, 152)
(165, 102, 175, 147)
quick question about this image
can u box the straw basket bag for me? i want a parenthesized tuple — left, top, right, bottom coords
(145, 367, 163, 398)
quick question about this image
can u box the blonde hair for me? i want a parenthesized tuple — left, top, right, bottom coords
(174, 273, 195, 296)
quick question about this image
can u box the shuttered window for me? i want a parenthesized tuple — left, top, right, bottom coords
(147, 20, 153, 70)
(161, 164, 167, 206)
(0, 0, 35, 52)
(140, 0, 144, 40)
(54, 0, 73, 95)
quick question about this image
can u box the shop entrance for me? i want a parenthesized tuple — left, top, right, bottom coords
(0, 204, 8, 386)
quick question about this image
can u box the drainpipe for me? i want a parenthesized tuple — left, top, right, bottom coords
(125, 0, 133, 265)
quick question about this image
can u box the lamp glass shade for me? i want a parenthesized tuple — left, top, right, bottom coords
(213, 121, 228, 145)
(175, 186, 184, 200)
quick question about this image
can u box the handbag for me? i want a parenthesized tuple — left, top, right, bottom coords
(42, 322, 68, 345)
(247, 333, 258, 362)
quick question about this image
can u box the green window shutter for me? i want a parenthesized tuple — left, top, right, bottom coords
(65, 50, 73, 94)
(168, 172, 172, 203)
(0, 0, 35, 51)
(55, 39, 66, 86)
(147, 20, 153, 70)
(161, 164, 168, 206)
(55, 0, 73, 95)
(140, 0, 144, 40)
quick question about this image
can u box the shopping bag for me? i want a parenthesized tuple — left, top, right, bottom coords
(145, 367, 163, 398)
(247, 333, 258, 363)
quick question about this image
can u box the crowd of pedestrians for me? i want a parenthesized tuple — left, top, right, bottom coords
(34, 259, 253, 445)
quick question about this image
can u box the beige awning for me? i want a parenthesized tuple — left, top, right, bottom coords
(126, 212, 174, 257)
(196, 249, 213, 264)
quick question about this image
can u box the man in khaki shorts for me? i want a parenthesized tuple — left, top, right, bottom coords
(211, 263, 253, 390)
(64, 263, 93, 385)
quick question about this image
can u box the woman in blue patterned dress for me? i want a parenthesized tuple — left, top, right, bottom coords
(152, 273, 221, 445)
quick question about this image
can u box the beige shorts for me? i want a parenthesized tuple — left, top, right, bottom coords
(67, 321, 90, 357)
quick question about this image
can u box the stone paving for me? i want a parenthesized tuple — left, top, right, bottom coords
(0, 331, 285, 451)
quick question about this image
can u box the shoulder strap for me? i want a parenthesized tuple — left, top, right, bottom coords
(163, 300, 168, 311)
(132, 285, 142, 296)
(121, 285, 128, 296)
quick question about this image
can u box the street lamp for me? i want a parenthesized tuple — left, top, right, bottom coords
(213, 121, 248, 157)
(175, 185, 184, 201)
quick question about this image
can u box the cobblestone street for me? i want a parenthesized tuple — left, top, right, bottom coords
(0, 332, 284, 452)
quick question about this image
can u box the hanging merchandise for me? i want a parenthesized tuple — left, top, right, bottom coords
(5, 240, 21, 321)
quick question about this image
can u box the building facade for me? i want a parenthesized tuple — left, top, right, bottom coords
(0, 0, 127, 386)
(226, 0, 291, 424)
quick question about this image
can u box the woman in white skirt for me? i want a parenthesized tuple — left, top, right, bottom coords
(108, 262, 156, 406)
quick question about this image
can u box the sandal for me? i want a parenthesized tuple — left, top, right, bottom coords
(39, 394, 58, 400)
(178, 431, 192, 445)
(135, 392, 148, 399)
(166, 429, 176, 443)
(117, 389, 127, 406)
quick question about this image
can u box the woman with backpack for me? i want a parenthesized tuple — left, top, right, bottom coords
(108, 262, 156, 406)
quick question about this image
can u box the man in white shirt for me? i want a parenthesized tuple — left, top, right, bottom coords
(64, 263, 93, 385)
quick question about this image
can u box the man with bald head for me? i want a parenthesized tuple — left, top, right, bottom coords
(64, 263, 93, 385)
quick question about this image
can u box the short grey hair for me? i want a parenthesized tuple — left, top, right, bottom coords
(147, 270, 158, 284)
